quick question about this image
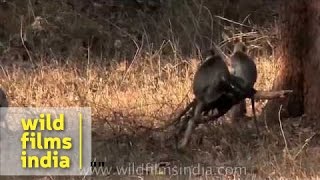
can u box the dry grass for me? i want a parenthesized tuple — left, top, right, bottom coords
(0, 55, 278, 125)
(3, 55, 320, 180)
(0, 1, 319, 179)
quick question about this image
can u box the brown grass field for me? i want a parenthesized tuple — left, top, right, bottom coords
(1, 55, 320, 180)
(1, 0, 320, 179)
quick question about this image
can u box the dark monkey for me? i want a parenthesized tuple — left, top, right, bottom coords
(229, 42, 259, 134)
(177, 50, 248, 149)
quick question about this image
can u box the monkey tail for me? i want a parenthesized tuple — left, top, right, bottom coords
(251, 96, 260, 136)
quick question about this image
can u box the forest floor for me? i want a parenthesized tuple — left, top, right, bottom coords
(0, 56, 319, 180)
(1, 0, 319, 179)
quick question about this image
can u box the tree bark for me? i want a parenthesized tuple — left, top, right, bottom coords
(265, 0, 320, 125)
(304, 0, 320, 122)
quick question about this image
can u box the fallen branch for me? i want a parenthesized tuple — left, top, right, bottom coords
(170, 90, 293, 129)
(254, 90, 293, 100)
(151, 89, 294, 146)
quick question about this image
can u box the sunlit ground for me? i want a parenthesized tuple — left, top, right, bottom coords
(1, 55, 319, 179)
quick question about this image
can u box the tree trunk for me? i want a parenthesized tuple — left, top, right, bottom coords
(304, 0, 320, 123)
(265, 0, 320, 125)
